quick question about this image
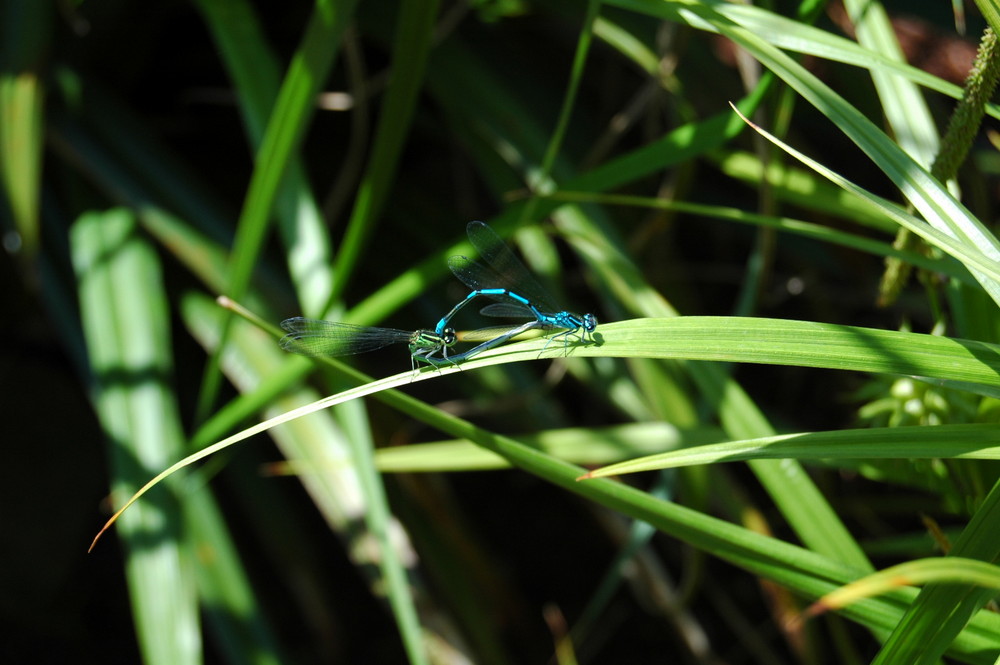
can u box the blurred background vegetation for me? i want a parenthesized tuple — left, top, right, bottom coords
(3, 0, 1000, 663)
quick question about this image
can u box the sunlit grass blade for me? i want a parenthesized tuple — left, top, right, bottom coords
(870, 481, 1000, 664)
(837, 0, 938, 168)
(605, 0, 1000, 119)
(729, 105, 1000, 294)
(194, 0, 335, 316)
(327, 0, 441, 310)
(976, 0, 1000, 34)
(562, 317, 999, 391)
(804, 558, 1000, 619)
(713, 150, 900, 232)
(72, 209, 200, 664)
(200, 0, 359, 419)
(371, 422, 726, 472)
(581, 424, 1000, 479)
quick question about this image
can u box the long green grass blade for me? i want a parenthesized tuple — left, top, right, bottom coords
(710, 7, 1000, 304)
(811, 557, 1000, 616)
(72, 209, 199, 665)
(606, 0, 1000, 119)
(94, 313, 1000, 537)
(371, 422, 725, 472)
(844, 0, 938, 167)
(546, 191, 974, 284)
(730, 106, 1000, 293)
(0, 1, 49, 257)
(194, 0, 335, 317)
(584, 424, 1000, 478)
(327, 0, 441, 309)
(872, 481, 1000, 665)
(199, 0, 358, 419)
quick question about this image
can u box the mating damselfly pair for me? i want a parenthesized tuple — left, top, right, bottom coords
(279, 221, 597, 369)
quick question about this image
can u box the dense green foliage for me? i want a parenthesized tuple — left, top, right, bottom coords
(3, 1, 1000, 663)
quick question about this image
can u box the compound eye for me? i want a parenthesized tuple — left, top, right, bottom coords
(442, 327, 457, 345)
(583, 313, 598, 332)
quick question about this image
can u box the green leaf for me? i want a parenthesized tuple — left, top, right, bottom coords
(200, 0, 359, 417)
(583, 424, 1000, 478)
(72, 209, 199, 665)
(328, 0, 442, 308)
(372, 422, 725, 472)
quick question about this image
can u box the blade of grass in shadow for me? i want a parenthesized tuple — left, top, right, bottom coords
(87, 316, 1000, 660)
(184, 488, 285, 665)
(0, 0, 49, 258)
(198, 0, 358, 420)
(582, 424, 1000, 479)
(73, 209, 200, 665)
(325, 0, 441, 310)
